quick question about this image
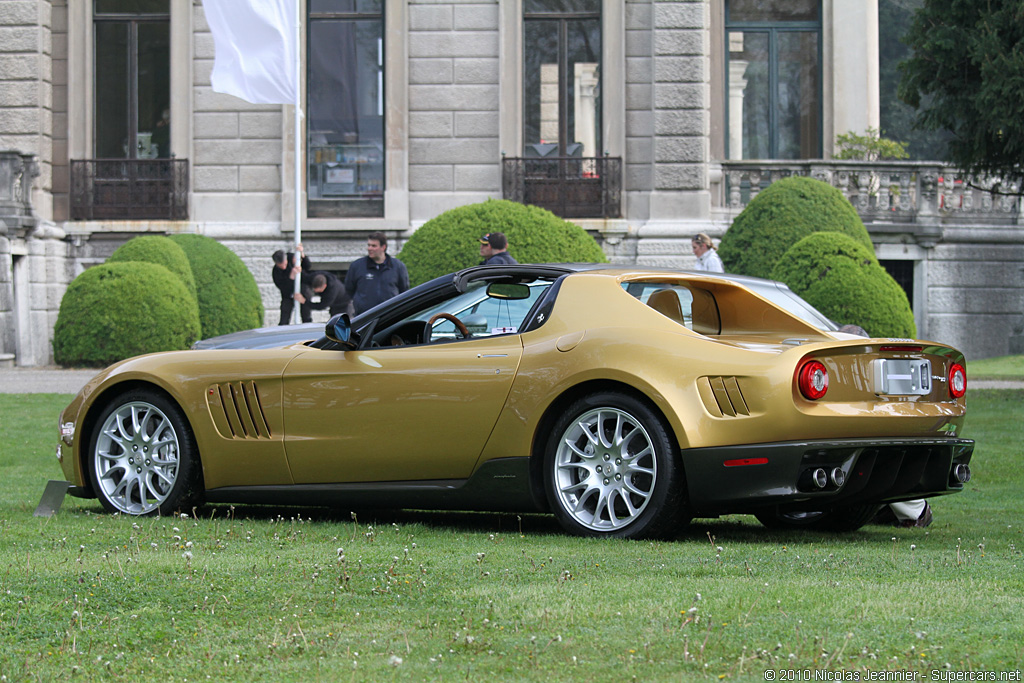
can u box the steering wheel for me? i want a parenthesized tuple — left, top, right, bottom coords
(425, 312, 470, 342)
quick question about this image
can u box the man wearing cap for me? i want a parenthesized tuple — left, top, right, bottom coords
(479, 232, 518, 265)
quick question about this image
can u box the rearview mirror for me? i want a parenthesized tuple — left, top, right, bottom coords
(325, 313, 358, 349)
(487, 283, 531, 300)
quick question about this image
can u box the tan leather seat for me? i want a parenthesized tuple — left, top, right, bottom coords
(647, 289, 684, 324)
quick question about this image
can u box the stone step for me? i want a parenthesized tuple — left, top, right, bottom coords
(0, 353, 15, 369)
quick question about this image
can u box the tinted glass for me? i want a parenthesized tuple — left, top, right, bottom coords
(524, 20, 561, 150)
(95, 0, 168, 14)
(524, 0, 600, 13)
(567, 18, 601, 158)
(307, 18, 385, 199)
(728, 31, 770, 159)
(94, 22, 130, 158)
(310, 0, 382, 13)
(776, 31, 819, 159)
(728, 0, 818, 22)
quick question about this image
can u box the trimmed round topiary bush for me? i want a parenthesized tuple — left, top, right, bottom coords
(770, 232, 917, 338)
(53, 261, 201, 367)
(107, 235, 198, 300)
(397, 199, 608, 285)
(167, 233, 264, 338)
(718, 176, 874, 279)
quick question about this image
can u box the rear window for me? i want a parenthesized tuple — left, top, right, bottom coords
(621, 282, 721, 335)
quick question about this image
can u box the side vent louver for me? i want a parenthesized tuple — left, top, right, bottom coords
(207, 382, 272, 439)
(696, 376, 750, 418)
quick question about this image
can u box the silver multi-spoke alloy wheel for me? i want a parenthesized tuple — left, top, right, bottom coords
(94, 400, 181, 514)
(553, 407, 657, 532)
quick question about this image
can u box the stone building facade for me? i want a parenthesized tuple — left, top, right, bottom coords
(1, 0, 1021, 367)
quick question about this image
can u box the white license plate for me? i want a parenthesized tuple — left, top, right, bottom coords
(872, 358, 932, 395)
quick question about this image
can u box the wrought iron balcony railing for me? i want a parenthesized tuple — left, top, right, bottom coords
(503, 156, 622, 219)
(70, 159, 189, 221)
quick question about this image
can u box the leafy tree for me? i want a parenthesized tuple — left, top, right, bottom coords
(878, 0, 952, 160)
(898, 0, 1024, 185)
(834, 128, 909, 161)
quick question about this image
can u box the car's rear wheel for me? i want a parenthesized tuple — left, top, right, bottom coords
(544, 392, 686, 539)
(88, 389, 202, 515)
(754, 504, 880, 532)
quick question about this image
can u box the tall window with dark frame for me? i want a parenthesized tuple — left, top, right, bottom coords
(523, 0, 602, 159)
(504, 0, 619, 219)
(71, 0, 187, 220)
(725, 0, 821, 160)
(307, 0, 385, 218)
(93, 0, 171, 160)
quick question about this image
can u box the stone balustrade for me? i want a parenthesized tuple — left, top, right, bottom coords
(718, 160, 1022, 229)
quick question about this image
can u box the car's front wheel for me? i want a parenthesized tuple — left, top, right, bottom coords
(88, 389, 202, 515)
(754, 505, 880, 532)
(544, 392, 687, 539)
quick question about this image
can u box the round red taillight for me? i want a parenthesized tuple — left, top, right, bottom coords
(949, 363, 966, 398)
(798, 360, 829, 400)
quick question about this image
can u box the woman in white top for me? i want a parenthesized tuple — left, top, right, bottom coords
(692, 233, 724, 272)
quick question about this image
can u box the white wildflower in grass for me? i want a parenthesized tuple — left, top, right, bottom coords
(182, 551, 193, 561)
(388, 655, 403, 667)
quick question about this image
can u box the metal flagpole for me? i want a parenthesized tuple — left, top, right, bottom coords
(291, 0, 303, 324)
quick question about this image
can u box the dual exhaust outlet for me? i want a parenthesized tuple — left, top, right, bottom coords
(951, 463, 972, 484)
(804, 467, 846, 491)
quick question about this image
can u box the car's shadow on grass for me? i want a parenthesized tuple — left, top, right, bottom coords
(68, 500, 910, 544)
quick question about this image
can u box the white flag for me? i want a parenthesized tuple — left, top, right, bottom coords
(203, 0, 297, 105)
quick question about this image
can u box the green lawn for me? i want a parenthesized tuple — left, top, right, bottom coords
(1, 392, 1021, 682)
(968, 354, 1024, 380)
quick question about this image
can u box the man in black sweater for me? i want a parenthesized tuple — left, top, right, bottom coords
(344, 231, 410, 316)
(297, 271, 352, 317)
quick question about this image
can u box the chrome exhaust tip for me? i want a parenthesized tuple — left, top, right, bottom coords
(830, 467, 846, 488)
(811, 468, 828, 489)
(952, 463, 971, 484)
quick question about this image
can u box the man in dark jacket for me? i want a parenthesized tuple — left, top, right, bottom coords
(479, 232, 518, 265)
(272, 245, 313, 325)
(296, 272, 351, 317)
(344, 232, 410, 315)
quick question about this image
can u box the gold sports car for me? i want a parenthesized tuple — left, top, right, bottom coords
(56, 264, 974, 539)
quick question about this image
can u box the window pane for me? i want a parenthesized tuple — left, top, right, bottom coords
(95, 0, 169, 14)
(310, 0, 382, 14)
(308, 18, 385, 208)
(728, 0, 818, 22)
(95, 22, 129, 158)
(567, 18, 601, 157)
(524, 20, 560, 153)
(776, 31, 819, 159)
(138, 22, 171, 158)
(524, 0, 600, 14)
(729, 31, 770, 159)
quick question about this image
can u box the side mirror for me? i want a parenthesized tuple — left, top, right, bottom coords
(325, 313, 358, 349)
(487, 282, 531, 300)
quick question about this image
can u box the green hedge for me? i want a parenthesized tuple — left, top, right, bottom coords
(53, 262, 201, 367)
(107, 235, 198, 300)
(770, 232, 917, 338)
(397, 199, 608, 285)
(718, 176, 874, 279)
(167, 234, 264, 338)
